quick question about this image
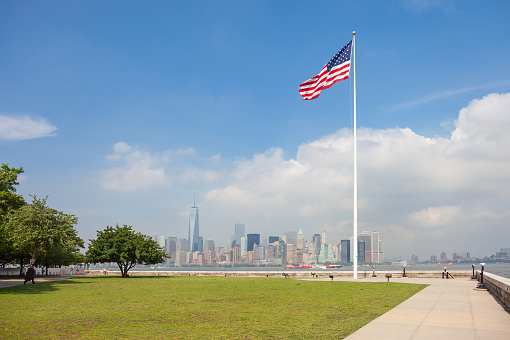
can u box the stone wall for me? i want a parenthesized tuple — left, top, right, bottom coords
(477, 271, 510, 310)
(102, 270, 472, 279)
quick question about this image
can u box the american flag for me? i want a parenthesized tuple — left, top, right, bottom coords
(299, 40, 352, 100)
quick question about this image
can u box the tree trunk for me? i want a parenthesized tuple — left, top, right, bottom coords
(19, 257, 23, 277)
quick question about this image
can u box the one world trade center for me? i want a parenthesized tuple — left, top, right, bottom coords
(189, 200, 200, 252)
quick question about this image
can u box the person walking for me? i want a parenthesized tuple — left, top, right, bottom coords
(24, 265, 36, 285)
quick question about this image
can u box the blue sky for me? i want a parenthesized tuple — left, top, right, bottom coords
(2, 1, 510, 261)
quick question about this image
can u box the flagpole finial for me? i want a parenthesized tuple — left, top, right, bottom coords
(352, 31, 356, 35)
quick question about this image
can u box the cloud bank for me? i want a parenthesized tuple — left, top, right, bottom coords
(100, 93, 510, 259)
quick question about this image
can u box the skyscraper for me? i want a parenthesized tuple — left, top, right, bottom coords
(358, 231, 372, 263)
(371, 231, 383, 263)
(358, 231, 384, 263)
(312, 234, 321, 256)
(284, 231, 298, 246)
(247, 233, 260, 252)
(297, 228, 305, 249)
(234, 223, 245, 246)
(189, 200, 200, 252)
(341, 239, 350, 263)
(203, 239, 215, 264)
(268, 236, 279, 244)
(358, 241, 365, 263)
(155, 235, 165, 250)
(165, 236, 178, 264)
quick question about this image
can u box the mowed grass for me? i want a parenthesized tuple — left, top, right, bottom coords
(0, 276, 426, 339)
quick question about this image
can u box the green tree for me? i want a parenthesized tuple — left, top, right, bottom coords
(86, 224, 166, 278)
(37, 235, 85, 275)
(0, 164, 25, 267)
(0, 164, 26, 215)
(5, 195, 81, 267)
(0, 224, 16, 267)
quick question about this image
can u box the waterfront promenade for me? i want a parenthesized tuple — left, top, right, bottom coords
(1, 273, 509, 339)
(340, 276, 510, 340)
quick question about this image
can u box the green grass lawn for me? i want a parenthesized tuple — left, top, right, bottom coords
(0, 276, 426, 339)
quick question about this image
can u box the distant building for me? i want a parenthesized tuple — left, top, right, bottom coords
(189, 201, 200, 252)
(266, 243, 279, 260)
(203, 239, 215, 264)
(357, 231, 384, 263)
(278, 240, 286, 263)
(284, 231, 298, 246)
(358, 241, 365, 263)
(231, 244, 241, 263)
(176, 238, 188, 252)
(297, 228, 305, 250)
(255, 245, 265, 260)
(234, 223, 245, 246)
(154, 235, 166, 265)
(165, 236, 178, 264)
(286, 243, 297, 263)
(155, 235, 165, 249)
(268, 236, 279, 244)
(312, 234, 321, 256)
(358, 232, 372, 263)
(321, 231, 327, 245)
(341, 240, 350, 263)
(247, 233, 260, 252)
(240, 236, 247, 257)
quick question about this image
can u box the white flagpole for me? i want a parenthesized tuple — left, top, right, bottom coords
(352, 31, 358, 279)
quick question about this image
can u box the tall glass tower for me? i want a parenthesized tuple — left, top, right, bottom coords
(189, 199, 199, 252)
(234, 223, 245, 246)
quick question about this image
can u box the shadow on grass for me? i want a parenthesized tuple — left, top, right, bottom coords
(0, 278, 84, 295)
(85, 274, 181, 279)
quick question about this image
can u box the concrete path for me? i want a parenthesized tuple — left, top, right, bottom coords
(343, 277, 510, 340)
(0, 276, 71, 289)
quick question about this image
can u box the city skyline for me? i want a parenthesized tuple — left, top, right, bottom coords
(2, 2, 510, 261)
(154, 221, 504, 266)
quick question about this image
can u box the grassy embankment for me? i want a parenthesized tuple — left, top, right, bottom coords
(0, 276, 426, 339)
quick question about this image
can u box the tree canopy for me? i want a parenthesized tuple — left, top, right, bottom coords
(4, 195, 82, 266)
(0, 163, 83, 271)
(0, 164, 25, 216)
(86, 224, 166, 277)
(0, 164, 26, 267)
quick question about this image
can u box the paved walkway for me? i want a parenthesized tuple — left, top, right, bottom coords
(0, 276, 71, 289)
(342, 276, 510, 340)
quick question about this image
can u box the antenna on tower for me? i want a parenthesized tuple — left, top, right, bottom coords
(193, 195, 196, 208)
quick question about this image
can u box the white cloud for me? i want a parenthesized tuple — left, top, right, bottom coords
(112, 141, 132, 153)
(180, 168, 223, 182)
(102, 143, 170, 191)
(0, 114, 57, 140)
(176, 147, 195, 155)
(407, 206, 463, 227)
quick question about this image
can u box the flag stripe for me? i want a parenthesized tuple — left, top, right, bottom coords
(299, 41, 352, 100)
(299, 62, 350, 94)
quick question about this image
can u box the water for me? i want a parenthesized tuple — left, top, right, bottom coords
(92, 263, 510, 279)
